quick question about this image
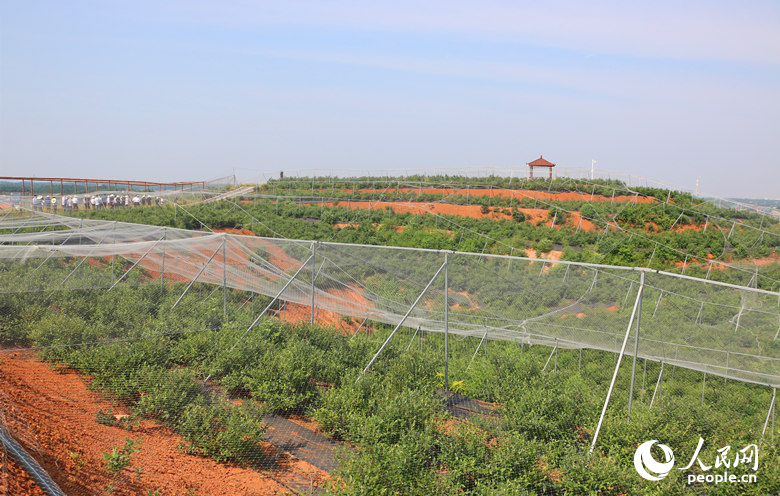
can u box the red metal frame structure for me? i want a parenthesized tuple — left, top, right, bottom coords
(0, 176, 206, 198)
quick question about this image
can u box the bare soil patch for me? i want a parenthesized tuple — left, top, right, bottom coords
(0, 352, 327, 496)
(351, 187, 656, 204)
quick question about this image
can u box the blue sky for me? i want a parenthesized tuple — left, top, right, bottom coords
(1, 1, 778, 197)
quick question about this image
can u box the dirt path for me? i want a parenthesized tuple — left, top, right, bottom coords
(0, 352, 329, 496)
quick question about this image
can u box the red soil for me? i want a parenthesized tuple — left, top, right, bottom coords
(256, 239, 302, 273)
(273, 284, 375, 334)
(691, 252, 780, 272)
(350, 187, 656, 204)
(334, 223, 448, 235)
(212, 227, 257, 237)
(570, 211, 597, 231)
(86, 256, 111, 268)
(0, 352, 328, 496)
(736, 253, 780, 267)
(315, 201, 603, 232)
(273, 303, 358, 334)
(522, 248, 563, 261)
(645, 221, 706, 233)
(0, 453, 46, 496)
(451, 290, 480, 311)
(314, 201, 514, 221)
(673, 224, 703, 232)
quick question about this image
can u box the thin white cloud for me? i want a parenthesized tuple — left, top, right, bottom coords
(139, 0, 780, 65)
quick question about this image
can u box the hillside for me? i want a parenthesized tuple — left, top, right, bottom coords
(66, 175, 780, 291)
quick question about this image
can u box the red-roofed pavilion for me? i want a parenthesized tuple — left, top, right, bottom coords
(527, 156, 555, 179)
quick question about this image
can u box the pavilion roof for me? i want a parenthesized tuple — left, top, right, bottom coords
(527, 156, 555, 167)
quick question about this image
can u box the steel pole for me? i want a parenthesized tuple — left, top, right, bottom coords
(628, 272, 645, 417)
(311, 242, 317, 325)
(171, 242, 223, 308)
(203, 253, 314, 383)
(762, 388, 777, 439)
(108, 236, 164, 291)
(222, 235, 227, 317)
(444, 251, 449, 394)
(358, 260, 447, 382)
(160, 229, 166, 289)
(589, 275, 645, 456)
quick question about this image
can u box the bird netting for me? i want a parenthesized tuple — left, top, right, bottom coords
(1, 209, 777, 388)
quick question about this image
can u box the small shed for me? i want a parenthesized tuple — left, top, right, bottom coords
(527, 156, 555, 179)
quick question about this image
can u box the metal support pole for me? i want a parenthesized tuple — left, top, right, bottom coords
(351, 316, 369, 340)
(311, 242, 317, 325)
(628, 272, 645, 417)
(111, 222, 116, 286)
(650, 362, 664, 409)
(542, 340, 559, 372)
(160, 229, 166, 289)
(236, 294, 252, 312)
(171, 242, 223, 308)
(466, 331, 489, 371)
(60, 240, 105, 286)
(203, 253, 314, 383)
(762, 388, 776, 439)
(406, 325, 421, 351)
(701, 370, 707, 403)
(200, 286, 220, 304)
(222, 236, 227, 317)
(108, 237, 164, 291)
(358, 260, 447, 382)
(589, 276, 645, 455)
(30, 235, 74, 274)
(444, 251, 449, 394)
(734, 304, 744, 333)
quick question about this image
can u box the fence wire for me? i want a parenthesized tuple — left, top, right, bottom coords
(0, 207, 778, 495)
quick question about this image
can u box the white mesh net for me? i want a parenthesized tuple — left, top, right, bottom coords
(2, 208, 777, 388)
